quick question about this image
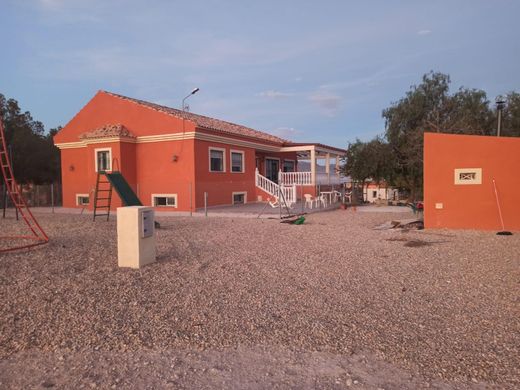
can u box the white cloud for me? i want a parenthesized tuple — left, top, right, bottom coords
(257, 90, 294, 99)
(272, 127, 301, 139)
(418, 29, 432, 35)
(308, 91, 342, 117)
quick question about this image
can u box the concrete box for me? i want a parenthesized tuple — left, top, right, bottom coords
(117, 206, 156, 268)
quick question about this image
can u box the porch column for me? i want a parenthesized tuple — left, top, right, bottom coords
(335, 155, 340, 181)
(325, 153, 330, 185)
(310, 148, 316, 186)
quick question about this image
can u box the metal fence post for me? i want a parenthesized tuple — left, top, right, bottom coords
(301, 183, 304, 214)
(51, 182, 55, 213)
(189, 182, 192, 217)
(204, 192, 208, 217)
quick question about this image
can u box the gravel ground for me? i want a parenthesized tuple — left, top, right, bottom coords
(0, 209, 519, 389)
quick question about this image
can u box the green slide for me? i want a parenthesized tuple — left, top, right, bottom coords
(105, 172, 142, 206)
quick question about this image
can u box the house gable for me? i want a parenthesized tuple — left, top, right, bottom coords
(53, 91, 196, 145)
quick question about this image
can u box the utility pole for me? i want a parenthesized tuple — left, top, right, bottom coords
(495, 95, 506, 137)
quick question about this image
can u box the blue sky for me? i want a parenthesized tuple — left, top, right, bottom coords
(1, 0, 519, 148)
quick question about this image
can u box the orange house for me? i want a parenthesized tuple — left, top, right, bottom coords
(54, 91, 345, 212)
(424, 132, 520, 231)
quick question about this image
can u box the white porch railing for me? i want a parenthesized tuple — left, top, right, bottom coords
(279, 171, 312, 186)
(255, 168, 297, 204)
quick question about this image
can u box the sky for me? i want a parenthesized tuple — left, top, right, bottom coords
(1, 0, 519, 148)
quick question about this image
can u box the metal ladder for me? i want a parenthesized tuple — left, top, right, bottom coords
(93, 171, 113, 221)
(0, 117, 49, 252)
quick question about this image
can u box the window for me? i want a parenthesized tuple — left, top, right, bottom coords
(231, 150, 244, 173)
(152, 194, 178, 208)
(232, 192, 247, 205)
(372, 190, 377, 198)
(209, 148, 225, 172)
(283, 160, 295, 172)
(95, 148, 111, 172)
(454, 168, 482, 185)
(460, 172, 476, 180)
(76, 194, 89, 206)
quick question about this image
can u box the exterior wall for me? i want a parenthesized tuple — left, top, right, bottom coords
(424, 133, 520, 231)
(60, 148, 90, 208)
(136, 139, 196, 211)
(120, 142, 137, 195)
(61, 141, 125, 209)
(194, 139, 255, 208)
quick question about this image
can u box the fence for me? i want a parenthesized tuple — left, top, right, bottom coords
(1, 182, 62, 210)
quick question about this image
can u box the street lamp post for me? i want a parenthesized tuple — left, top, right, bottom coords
(495, 95, 506, 137)
(182, 88, 200, 111)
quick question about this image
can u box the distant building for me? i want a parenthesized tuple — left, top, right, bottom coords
(364, 181, 399, 203)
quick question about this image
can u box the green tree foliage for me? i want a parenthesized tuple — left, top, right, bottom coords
(343, 137, 395, 199)
(0, 93, 61, 184)
(344, 72, 519, 200)
(501, 92, 520, 137)
(344, 137, 393, 183)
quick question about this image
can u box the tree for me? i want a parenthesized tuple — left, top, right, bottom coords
(0, 93, 60, 184)
(345, 72, 520, 201)
(501, 92, 520, 137)
(343, 137, 394, 201)
(382, 71, 501, 199)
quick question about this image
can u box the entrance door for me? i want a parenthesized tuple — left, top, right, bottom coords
(265, 158, 279, 183)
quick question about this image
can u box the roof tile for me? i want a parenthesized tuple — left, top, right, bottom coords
(103, 91, 288, 145)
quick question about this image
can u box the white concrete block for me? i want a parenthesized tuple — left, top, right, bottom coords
(117, 206, 156, 269)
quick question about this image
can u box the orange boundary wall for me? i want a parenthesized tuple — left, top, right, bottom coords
(424, 133, 520, 231)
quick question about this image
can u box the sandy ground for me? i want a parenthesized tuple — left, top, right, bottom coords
(0, 209, 519, 389)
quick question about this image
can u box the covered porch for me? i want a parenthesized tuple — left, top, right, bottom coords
(255, 143, 346, 186)
(280, 143, 346, 186)
(254, 143, 346, 205)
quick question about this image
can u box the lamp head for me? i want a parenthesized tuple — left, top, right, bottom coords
(191, 87, 200, 95)
(495, 95, 506, 109)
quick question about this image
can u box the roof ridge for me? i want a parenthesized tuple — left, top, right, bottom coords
(101, 90, 290, 145)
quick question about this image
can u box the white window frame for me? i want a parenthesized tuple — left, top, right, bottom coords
(94, 147, 112, 173)
(151, 194, 178, 208)
(209, 147, 226, 173)
(232, 191, 247, 205)
(230, 149, 245, 173)
(283, 159, 295, 172)
(75, 193, 90, 206)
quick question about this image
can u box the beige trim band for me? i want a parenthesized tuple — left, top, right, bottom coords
(55, 131, 281, 152)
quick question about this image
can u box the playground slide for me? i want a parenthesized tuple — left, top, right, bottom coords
(104, 172, 142, 206)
